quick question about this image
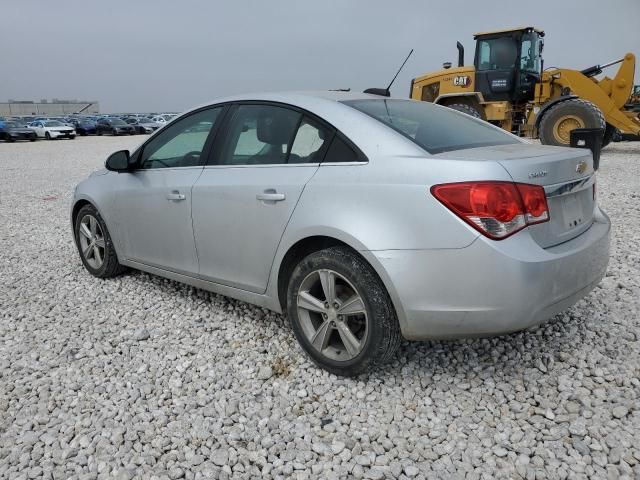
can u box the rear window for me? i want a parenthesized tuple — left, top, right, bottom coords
(342, 99, 519, 154)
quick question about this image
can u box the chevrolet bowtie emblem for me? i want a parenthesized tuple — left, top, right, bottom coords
(576, 161, 588, 174)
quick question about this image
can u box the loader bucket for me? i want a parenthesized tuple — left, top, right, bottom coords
(570, 128, 604, 170)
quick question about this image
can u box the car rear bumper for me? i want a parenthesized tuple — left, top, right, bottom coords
(371, 207, 610, 340)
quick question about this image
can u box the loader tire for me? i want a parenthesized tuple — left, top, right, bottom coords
(447, 103, 483, 119)
(538, 99, 605, 147)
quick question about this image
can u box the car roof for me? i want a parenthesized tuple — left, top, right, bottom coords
(184, 91, 427, 159)
(198, 90, 384, 106)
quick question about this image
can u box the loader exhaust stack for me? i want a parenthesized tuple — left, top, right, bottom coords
(457, 42, 464, 67)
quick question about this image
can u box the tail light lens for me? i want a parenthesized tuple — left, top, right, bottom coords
(431, 181, 549, 240)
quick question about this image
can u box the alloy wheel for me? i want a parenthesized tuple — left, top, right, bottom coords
(296, 269, 368, 361)
(78, 215, 106, 269)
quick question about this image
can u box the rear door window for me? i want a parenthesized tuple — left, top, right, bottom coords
(288, 118, 331, 164)
(217, 105, 301, 165)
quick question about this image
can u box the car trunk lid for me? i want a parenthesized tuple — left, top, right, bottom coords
(434, 143, 595, 248)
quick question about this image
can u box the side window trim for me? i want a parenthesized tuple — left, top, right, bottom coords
(206, 103, 239, 166)
(284, 114, 305, 163)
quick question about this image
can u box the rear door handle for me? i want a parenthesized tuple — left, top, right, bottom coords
(256, 191, 286, 202)
(167, 192, 186, 201)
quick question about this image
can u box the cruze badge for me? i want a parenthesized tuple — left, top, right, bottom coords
(575, 161, 587, 174)
(528, 171, 548, 179)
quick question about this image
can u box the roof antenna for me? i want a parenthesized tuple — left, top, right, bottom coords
(364, 49, 414, 97)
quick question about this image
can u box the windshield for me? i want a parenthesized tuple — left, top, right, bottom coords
(111, 119, 126, 126)
(5, 122, 20, 128)
(45, 121, 63, 127)
(342, 99, 519, 154)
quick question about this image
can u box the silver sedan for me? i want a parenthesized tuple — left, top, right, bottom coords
(71, 91, 610, 376)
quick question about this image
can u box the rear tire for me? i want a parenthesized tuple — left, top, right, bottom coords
(447, 103, 483, 119)
(286, 246, 401, 376)
(538, 99, 605, 147)
(74, 204, 126, 278)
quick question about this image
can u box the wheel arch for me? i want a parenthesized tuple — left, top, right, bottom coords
(70, 195, 122, 257)
(272, 233, 408, 336)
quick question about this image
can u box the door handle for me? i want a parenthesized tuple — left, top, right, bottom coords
(256, 191, 286, 202)
(167, 192, 186, 201)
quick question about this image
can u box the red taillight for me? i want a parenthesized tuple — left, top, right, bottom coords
(431, 181, 549, 240)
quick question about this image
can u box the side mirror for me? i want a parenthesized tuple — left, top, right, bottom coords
(105, 150, 130, 172)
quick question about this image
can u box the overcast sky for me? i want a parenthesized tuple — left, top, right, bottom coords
(3, 0, 639, 113)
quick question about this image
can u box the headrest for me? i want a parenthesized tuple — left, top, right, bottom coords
(257, 109, 299, 145)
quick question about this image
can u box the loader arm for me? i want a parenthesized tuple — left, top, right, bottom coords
(549, 53, 640, 135)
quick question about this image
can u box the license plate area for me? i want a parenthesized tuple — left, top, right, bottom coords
(529, 176, 595, 248)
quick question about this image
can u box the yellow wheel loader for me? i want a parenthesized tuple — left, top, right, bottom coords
(409, 27, 640, 147)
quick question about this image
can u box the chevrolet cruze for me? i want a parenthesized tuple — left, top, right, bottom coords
(71, 92, 610, 376)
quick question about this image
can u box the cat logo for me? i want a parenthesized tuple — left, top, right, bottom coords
(453, 76, 471, 87)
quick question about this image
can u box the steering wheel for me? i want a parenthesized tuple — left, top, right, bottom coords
(181, 150, 201, 166)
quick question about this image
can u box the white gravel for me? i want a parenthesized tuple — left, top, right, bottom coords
(1, 136, 639, 479)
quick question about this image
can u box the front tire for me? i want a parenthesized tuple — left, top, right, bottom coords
(74, 204, 126, 278)
(538, 99, 605, 147)
(286, 246, 400, 376)
(45, 132, 51, 140)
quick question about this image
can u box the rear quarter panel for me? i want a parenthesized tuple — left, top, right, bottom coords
(282, 155, 513, 252)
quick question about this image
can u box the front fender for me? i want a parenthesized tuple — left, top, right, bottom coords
(71, 176, 124, 261)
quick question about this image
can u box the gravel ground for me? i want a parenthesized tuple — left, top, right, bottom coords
(0, 136, 639, 480)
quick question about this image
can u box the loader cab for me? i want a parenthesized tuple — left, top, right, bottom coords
(473, 27, 544, 104)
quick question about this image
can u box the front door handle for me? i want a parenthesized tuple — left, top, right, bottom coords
(256, 191, 286, 202)
(167, 191, 186, 201)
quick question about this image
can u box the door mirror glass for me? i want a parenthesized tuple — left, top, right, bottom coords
(105, 150, 130, 171)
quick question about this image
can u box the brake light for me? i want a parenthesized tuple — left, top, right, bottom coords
(431, 181, 549, 240)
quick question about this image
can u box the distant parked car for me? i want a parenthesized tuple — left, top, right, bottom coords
(29, 120, 76, 140)
(149, 115, 175, 126)
(96, 118, 136, 136)
(0, 120, 38, 142)
(124, 117, 160, 134)
(69, 118, 97, 136)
